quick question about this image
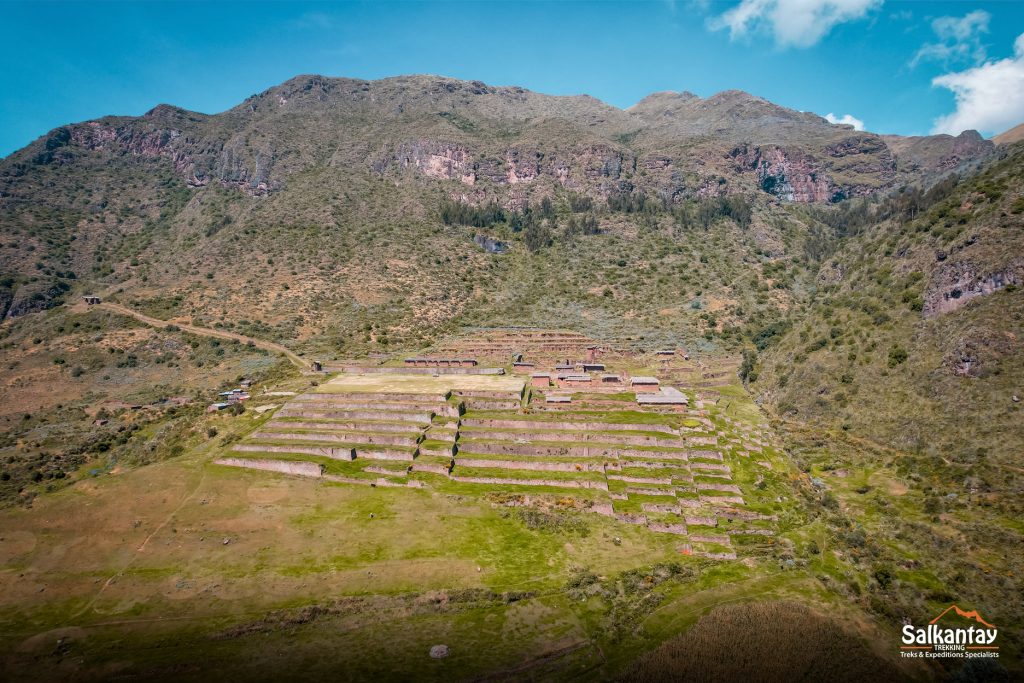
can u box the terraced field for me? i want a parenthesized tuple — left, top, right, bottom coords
(218, 361, 790, 562)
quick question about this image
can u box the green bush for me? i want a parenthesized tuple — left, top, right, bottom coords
(887, 346, 908, 367)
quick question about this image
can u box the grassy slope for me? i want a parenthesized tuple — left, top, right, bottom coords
(756, 145, 1024, 468)
(0, 369, 929, 682)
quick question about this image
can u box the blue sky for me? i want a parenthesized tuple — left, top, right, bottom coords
(2, 1, 1023, 157)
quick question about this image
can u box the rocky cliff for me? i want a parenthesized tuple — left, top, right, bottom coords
(2, 74, 996, 212)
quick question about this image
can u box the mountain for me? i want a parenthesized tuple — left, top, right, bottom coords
(0, 74, 995, 326)
(994, 121, 1024, 146)
(0, 74, 1016, 482)
(0, 73, 1021, 680)
(752, 146, 1024, 472)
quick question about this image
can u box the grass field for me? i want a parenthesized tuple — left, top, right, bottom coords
(0, 356, 1009, 681)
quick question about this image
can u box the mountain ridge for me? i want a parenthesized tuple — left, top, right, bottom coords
(3, 74, 995, 206)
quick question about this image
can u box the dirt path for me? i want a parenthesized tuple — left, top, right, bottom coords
(96, 302, 307, 368)
(72, 465, 209, 619)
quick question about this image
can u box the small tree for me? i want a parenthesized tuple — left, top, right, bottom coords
(739, 349, 758, 383)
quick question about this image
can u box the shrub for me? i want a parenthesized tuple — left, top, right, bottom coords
(887, 346, 908, 367)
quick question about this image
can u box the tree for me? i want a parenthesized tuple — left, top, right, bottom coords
(739, 348, 758, 383)
(524, 221, 552, 252)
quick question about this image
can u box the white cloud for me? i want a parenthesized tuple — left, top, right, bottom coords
(911, 10, 990, 67)
(825, 112, 865, 130)
(711, 0, 882, 48)
(931, 33, 1024, 135)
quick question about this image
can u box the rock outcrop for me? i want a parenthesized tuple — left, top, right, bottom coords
(924, 262, 1021, 317)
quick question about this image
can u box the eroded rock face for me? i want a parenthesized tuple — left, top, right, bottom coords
(385, 140, 635, 198)
(924, 261, 1022, 316)
(728, 144, 838, 203)
(826, 135, 897, 184)
(8, 77, 996, 206)
(945, 329, 1015, 377)
(395, 139, 476, 185)
(58, 119, 276, 195)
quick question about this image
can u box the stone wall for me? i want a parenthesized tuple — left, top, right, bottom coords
(354, 448, 416, 462)
(455, 458, 599, 473)
(267, 420, 421, 434)
(460, 428, 683, 447)
(684, 515, 717, 526)
(460, 417, 675, 434)
(690, 461, 730, 472)
(695, 482, 742, 494)
(687, 450, 723, 461)
(231, 443, 354, 460)
(607, 474, 672, 485)
(252, 430, 419, 447)
(700, 494, 745, 505)
(411, 462, 452, 475)
(641, 503, 680, 514)
(449, 475, 608, 490)
(215, 457, 323, 478)
(276, 408, 432, 423)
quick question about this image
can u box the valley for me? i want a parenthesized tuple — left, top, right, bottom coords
(0, 73, 1021, 681)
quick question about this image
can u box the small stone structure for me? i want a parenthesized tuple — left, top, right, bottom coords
(404, 357, 478, 368)
(530, 372, 551, 388)
(630, 376, 660, 393)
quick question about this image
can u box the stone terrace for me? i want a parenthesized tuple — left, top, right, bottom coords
(217, 350, 785, 561)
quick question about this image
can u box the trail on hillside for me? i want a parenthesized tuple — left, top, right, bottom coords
(96, 302, 306, 368)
